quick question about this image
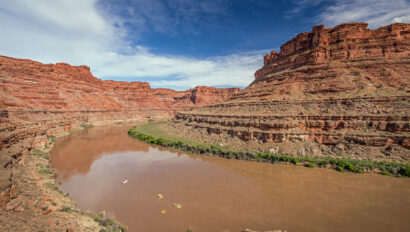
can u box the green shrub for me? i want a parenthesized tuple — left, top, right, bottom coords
(228, 153, 235, 159)
(39, 168, 53, 175)
(291, 157, 299, 165)
(47, 135, 56, 143)
(80, 124, 94, 129)
(45, 182, 59, 191)
(157, 138, 164, 145)
(398, 165, 410, 177)
(305, 163, 315, 168)
(60, 206, 71, 212)
(379, 170, 392, 176)
(32, 149, 49, 159)
(345, 163, 354, 172)
(128, 124, 409, 177)
(94, 212, 127, 232)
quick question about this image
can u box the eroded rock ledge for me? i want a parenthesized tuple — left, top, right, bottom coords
(170, 22, 410, 162)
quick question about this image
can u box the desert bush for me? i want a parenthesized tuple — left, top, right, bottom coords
(128, 124, 409, 177)
(80, 124, 94, 129)
(305, 163, 315, 168)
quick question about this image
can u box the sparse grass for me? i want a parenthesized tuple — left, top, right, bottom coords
(32, 149, 49, 160)
(47, 135, 56, 143)
(39, 168, 53, 175)
(128, 122, 410, 177)
(92, 212, 127, 232)
(80, 124, 94, 129)
(45, 182, 59, 191)
(60, 206, 127, 232)
(44, 135, 57, 149)
(21, 141, 130, 231)
(379, 170, 392, 176)
(60, 206, 72, 212)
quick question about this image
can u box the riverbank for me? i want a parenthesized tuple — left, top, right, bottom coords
(53, 125, 410, 232)
(0, 125, 127, 232)
(128, 122, 410, 177)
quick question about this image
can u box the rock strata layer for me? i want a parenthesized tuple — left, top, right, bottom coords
(171, 23, 410, 161)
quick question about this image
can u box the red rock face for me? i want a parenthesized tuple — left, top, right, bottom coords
(0, 55, 239, 207)
(0, 55, 239, 112)
(256, 23, 409, 80)
(0, 54, 239, 153)
(172, 23, 410, 161)
(0, 54, 240, 153)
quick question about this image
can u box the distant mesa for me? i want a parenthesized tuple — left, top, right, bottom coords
(0, 55, 239, 112)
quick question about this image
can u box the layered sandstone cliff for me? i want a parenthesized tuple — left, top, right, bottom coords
(170, 23, 410, 162)
(0, 55, 239, 210)
(0, 55, 239, 149)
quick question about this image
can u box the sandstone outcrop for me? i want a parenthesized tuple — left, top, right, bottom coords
(170, 23, 410, 161)
(0, 55, 239, 211)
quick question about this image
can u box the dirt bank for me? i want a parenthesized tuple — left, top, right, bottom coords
(0, 125, 127, 232)
(128, 122, 410, 177)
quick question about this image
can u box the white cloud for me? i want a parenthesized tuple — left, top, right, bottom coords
(0, 0, 263, 89)
(285, 0, 326, 18)
(286, 0, 409, 28)
(316, 0, 410, 28)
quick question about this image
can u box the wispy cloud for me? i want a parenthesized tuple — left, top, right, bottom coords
(287, 0, 410, 28)
(317, 0, 410, 28)
(0, 0, 262, 89)
(99, 0, 231, 38)
(285, 0, 326, 19)
(96, 48, 263, 89)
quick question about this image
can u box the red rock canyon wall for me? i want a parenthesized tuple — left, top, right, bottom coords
(172, 23, 410, 161)
(0, 55, 239, 207)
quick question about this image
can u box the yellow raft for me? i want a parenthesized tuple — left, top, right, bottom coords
(173, 203, 182, 209)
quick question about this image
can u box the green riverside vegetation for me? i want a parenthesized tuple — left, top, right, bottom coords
(128, 122, 410, 177)
(80, 123, 94, 129)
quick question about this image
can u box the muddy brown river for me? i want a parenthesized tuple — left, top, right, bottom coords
(51, 126, 410, 232)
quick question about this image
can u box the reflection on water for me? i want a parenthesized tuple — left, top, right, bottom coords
(51, 126, 410, 232)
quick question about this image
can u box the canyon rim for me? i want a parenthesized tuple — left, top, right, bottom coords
(168, 22, 410, 164)
(0, 6, 409, 231)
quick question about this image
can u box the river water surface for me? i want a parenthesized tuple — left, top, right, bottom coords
(51, 126, 410, 232)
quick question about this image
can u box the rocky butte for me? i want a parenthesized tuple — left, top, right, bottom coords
(0, 54, 239, 229)
(169, 22, 410, 162)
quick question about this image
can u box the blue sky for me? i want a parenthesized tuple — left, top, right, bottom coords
(0, 0, 409, 89)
